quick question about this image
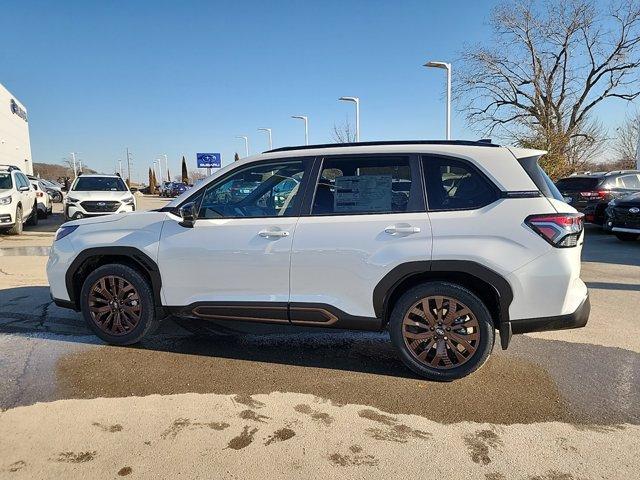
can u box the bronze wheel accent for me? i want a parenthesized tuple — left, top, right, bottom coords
(88, 275, 142, 336)
(402, 295, 479, 369)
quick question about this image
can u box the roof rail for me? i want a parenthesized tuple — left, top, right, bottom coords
(604, 169, 640, 175)
(0, 164, 22, 172)
(265, 139, 501, 154)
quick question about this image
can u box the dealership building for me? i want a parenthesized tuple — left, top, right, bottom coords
(0, 83, 32, 175)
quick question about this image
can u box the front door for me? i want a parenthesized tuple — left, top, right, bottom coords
(158, 158, 311, 323)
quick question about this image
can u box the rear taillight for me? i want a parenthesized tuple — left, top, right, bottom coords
(579, 190, 608, 199)
(37, 191, 43, 197)
(525, 213, 584, 248)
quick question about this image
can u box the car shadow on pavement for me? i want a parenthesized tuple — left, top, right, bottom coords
(1, 287, 638, 427)
(585, 281, 640, 291)
(582, 225, 640, 267)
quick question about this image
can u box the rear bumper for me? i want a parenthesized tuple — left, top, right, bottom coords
(501, 295, 589, 348)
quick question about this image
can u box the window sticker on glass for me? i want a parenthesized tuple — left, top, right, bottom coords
(334, 175, 392, 212)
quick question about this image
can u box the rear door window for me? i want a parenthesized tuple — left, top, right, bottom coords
(311, 156, 423, 215)
(422, 156, 499, 210)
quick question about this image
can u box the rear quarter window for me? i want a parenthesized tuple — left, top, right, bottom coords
(518, 156, 564, 200)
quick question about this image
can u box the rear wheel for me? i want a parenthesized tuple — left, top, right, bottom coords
(389, 282, 494, 381)
(615, 232, 639, 242)
(6, 206, 23, 235)
(80, 264, 158, 345)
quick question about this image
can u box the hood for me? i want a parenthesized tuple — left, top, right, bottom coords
(68, 190, 132, 201)
(63, 210, 162, 227)
(615, 192, 640, 206)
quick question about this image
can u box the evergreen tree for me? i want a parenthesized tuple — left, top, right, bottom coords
(148, 168, 154, 194)
(181, 156, 189, 184)
(151, 169, 157, 195)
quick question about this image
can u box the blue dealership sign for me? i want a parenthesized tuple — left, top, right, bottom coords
(197, 153, 221, 168)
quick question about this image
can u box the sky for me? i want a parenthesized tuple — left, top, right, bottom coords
(1, 0, 635, 180)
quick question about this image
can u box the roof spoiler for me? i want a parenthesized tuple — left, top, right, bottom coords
(507, 147, 547, 160)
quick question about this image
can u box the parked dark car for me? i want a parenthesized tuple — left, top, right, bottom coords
(605, 191, 640, 241)
(170, 183, 188, 197)
(555, 170, 640, 226)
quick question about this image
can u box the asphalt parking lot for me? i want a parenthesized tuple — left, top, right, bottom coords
(0, 196, 638, 479)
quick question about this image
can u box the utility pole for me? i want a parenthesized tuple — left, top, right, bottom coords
(125, 148, 132, 186)
(70, 152, 78, 178)
(118, 159, 123, 176)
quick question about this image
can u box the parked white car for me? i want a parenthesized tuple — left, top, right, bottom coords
(63, 174, 136, 221)
(47, 140, 589, 380)
(0, 165, 38, 235)
(28, 177, 53, 218)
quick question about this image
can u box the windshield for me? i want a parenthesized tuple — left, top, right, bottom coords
(555, 177, 601, 191)
(72, 177, 127, 192)
(0, 173, 13, 190)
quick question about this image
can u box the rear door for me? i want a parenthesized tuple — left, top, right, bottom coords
(289, 154, 431, 326)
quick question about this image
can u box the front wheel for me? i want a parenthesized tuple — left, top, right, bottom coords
(80, 264, 158, 345)
(388, 282, 494, 381)
(6, 206, 23, 235)
(615, 232, 639, 242)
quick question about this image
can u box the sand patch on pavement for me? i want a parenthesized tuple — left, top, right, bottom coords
(0, 392, 638, 479)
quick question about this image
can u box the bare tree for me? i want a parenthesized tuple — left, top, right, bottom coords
(332, 117, 357, 143)
(612, 111, 640, 168)
(457, 0, 640, 178)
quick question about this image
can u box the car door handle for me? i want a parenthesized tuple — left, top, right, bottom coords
(258, 229, 290, 238)
(384, 225, 421, 235)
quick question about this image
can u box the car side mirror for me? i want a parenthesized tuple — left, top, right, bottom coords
(179, 201, 197, 228)
(19, 186, 30, 192)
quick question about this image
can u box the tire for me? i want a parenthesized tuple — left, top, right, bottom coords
(80, 264, 159, 345)
(388, 282, 494, 381)
(6, 206, 23, 235)
(615, 232, 639, 242)
(26, 201, 38, 226)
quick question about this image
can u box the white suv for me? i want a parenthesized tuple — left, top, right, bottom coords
(64, 174, 136, 220)
(0, 165, 38, 235)
(47, 141, 589, 380)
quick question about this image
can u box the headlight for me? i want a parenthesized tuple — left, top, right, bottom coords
(123, 196, 135, 205)
(0, 196, 11, 205)
(55, 225, 79, 241)
(66, 197, 79, 204)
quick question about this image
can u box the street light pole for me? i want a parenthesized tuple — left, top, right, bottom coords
(236, 136, 249, 157)
(424, 61, 452, 140)
(158, 154, 169, 182)
(291, 115, 308, 145)
(338, 97, 360, 142)
(258, 128, 273, 150)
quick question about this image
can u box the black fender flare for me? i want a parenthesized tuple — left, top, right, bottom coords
(373, 260, 514, 346)
(64, 246, 163, 314)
